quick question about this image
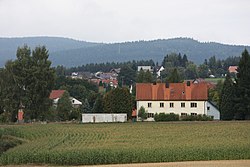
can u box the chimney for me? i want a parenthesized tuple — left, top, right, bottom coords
(165, 81, 169, 88)
(185, 82, 191, 100)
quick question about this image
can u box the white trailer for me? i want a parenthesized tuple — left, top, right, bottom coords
(82, 113, 127, 123)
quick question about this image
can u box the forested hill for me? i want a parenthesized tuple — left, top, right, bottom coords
(0, 37, 100, 66)
(1, 37, 249, 67)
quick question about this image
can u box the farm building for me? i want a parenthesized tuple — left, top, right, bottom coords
(136, 82, 220, 121)
(82, 113, 127, 123)
(49, 90, 82, 108)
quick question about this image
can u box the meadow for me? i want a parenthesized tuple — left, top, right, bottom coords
(0, 121, 250, 165)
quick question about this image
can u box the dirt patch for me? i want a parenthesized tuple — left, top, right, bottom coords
(81, 160, 250, 167)
(4, 160, 250, 167)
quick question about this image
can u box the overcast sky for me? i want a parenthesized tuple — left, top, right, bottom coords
(0, 0, 250, 45)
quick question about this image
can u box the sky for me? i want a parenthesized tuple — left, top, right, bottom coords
(0, 0, 250, 45)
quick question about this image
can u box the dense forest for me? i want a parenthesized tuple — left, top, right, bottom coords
(1, 37, 249, 67)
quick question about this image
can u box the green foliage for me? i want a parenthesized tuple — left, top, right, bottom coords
(138, 106, 147, 121)
(168, 68, 182, 83)
(92, 95, 104, 113)
(219, 74, 235, 120)
(0, 122, 249, 165)
(208, 79, 224, 106)
(54, 76, 98, 103)
(198, 64, 209, 78)
(103, 88, 133, 118)
(70, 108, 81, 121)
(0, 128, 22, 156)
(0, 45, 55, 121)
(136, 69, 153, 83)
(154, 113, 179, 121)
(82, 99, 91, 113)
(57, 91, 72, 121)
(234, 49, 250, 120)
(180, 115, 213, 121)
(118, 65, 136, 86)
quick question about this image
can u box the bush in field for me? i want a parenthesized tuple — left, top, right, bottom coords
(154, 113, 179, 121)
(138, 106, 147, 121)
(181, 114, 213, 121)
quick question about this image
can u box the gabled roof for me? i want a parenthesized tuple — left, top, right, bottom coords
(136, 82, 208, 101)
(49, 90, 65, 99)
(228, 66, 238, 73)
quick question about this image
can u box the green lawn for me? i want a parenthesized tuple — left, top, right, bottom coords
(204, 78, 225, 84)
(0, 121, 250, 165)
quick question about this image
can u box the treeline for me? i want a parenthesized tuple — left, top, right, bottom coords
(56, 59, 155, 75)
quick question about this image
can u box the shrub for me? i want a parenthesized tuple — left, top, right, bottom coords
(154, 113, 179, 122)
(181, 114, 213, 121)
(138, 106, 147, 121)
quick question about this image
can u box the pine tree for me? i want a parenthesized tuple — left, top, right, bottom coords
(144, 70, 153, 83)
(168, 68, 181, 83)
(136, 69, 145, 83)
(92, 95, 104, 113)
(235, 49, 250, 119)
(219, 73, 235, 120)
(103, 87, 133, 118)
(82, 99, 91, 113)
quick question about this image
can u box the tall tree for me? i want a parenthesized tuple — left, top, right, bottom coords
(82, 98, 91, 113)
(118, 65, 136, 86)
(57, 91, 72, 121)
(0, 46, 55, 121)
(103, 87, 133, 118)
(144, 70, 153, 83)
(168, 68, 181, 83)
(219, 74, 235, 120)
(136, 69, 145, 83)
(235, 49, 250, 119)
(92, 95, 104, 113)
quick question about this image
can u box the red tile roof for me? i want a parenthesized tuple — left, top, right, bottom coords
(136, 82, 208, 101)
(228, 66, 238, 73)
(49, 90, 65, 99)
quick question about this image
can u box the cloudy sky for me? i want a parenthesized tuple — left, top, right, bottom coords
(0, 0, 250, 45)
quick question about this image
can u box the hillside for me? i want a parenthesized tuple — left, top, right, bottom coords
(1, 37, 249, 67)
(0, 36, 100, 66)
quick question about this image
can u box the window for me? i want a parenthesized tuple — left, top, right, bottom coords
(207, 106, 210, 110)
(170, 103, 174, 108)
(160, 103, 164, 108)
(181, 113, 187, 116)
(191, 113, 197, 116)
(148, 113, 154, 118)
(181, 103, 185, 108)
(191, 102, 197, 108)
(148, 103, 152, 108)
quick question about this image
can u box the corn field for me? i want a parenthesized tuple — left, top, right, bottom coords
(0, 122, 250, 165)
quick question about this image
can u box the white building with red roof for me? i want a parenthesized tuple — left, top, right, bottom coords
(49, 90, 82, 108)
(136, 82, 220, 120)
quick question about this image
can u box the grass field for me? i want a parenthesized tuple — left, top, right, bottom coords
(204, 78, 225, 84)
(0, 122, 250, 165)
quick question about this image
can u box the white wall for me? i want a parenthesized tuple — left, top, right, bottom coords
(137, 101, 207, 116)
(82, 113, 127, 123)
(207, 102, 220, 120)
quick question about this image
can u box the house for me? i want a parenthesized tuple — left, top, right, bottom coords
(228, 66, 238, 73)
(49, 90, 82, 108)
(136, 82, 220, 121)
(156, 66, 165, 78)
(71, 72, 93, 80)
(207, 101, 220, 120)
(137, 66, 153, 73)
